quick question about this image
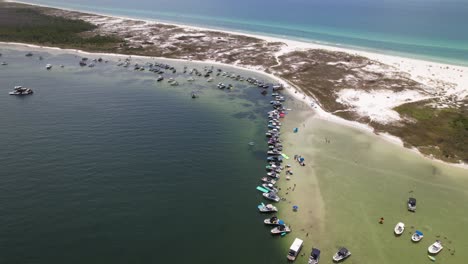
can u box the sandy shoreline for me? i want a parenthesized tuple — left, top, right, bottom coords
(2, 41, 467, 169)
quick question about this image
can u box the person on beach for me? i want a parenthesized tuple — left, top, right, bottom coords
(379, 217, 384, 224)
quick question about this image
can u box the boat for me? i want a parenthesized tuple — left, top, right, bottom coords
(25, 52, 33, 57)
(262, 183, 278, 192)
(258, 203, 278, 213)
(264, 216, 282, 225)
(9, 86, 33, 95)
(308, 248, 321, 264)
(428, 240, 443, 254)
(191, 91, 198, 98)
(408, 197, 416, 212)
(411, 230, 424, 242)
(79, 61, 87, 66)
(263, 192, 280, 202)
(46, 64, 52, 70)
(207, 77, 213, 82)
(170, 81, 179, 86)
(1, 62, 8, 65)
(333, 248, 351, 262)
(287, 238, 303, 261)
(428, 255, 436, 261)
(187, 77, 195, 82)
(271, 224, 291, 235)
(156, 76, 164, 82)
(394, 222, 405, 235)
(261, 177, 276, 184)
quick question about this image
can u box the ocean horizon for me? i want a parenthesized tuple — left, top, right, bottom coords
(14, 0, 468, 66)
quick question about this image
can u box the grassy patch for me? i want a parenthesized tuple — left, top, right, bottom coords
(384, 101, 468, 162)
(0, 3, 122, 50)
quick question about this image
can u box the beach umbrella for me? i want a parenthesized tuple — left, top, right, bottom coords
(293, 128, 298, 133)
(278, 220, 285, 225)
(293, 205, 299, 211)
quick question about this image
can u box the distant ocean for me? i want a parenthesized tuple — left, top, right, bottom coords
(18, 0, 468, 66)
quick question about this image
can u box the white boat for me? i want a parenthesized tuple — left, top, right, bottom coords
(271, 224, 291, 235)
(263, 192, 280, 202)
(394, 222, 405, 235)
(187, 77, 195, 82)
(408, 197, 416, 212)
(46, 64, 52, 70)
(1, 62, 8, 65)
(264, 216, 280, 225)
(428, 241, 443, 254)
(333, 248, 351, 262)
(287, 238, 303, 261)
(308, 248, 321, 264)
(207, 77, 214, 82)
(262, 183, 278, 192)
(9, 86, 33, 95)
(258, 203, 278, 213)
(411, 230, 424, 242)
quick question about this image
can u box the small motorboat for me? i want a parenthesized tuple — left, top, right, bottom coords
(394, 222, 405, 235)
(25, 52, 33, 57)
(271, 224, 291, 235)
(333, 248, 351, 262)
(264, 216, 282, 225)
(411, 230, 424, 242)
(428, 240, 443, 254)
(207, 77, 214, 82)
(9, 86, 33, 95)
(408, 197, 416, 212)
(156, 76, 164, 82)
(258, 203, 278, 213)
(191, 91, 198, 98)
(263, 192, 280, 202)
(261, 177, 276, 185)
(262, 183, 278, 193)
(308, 248, 321, 264)
(1, 62, 8, 65)
(46, 64, 52, 70)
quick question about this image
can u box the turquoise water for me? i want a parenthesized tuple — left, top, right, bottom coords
(19, 0, 468, 66)
(0, 47, 285, 263)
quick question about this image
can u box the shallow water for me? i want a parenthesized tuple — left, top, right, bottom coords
(276, 103, 468, 264)
(20, 0, 468, 65)
(0, 46, 284, 263)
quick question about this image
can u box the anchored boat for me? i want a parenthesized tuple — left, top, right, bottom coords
(287, 238, 303, 261)
(333, 248, 351, 262)
(308, 248, 321, 264)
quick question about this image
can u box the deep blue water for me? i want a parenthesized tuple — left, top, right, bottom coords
(20, 0, 468, 65)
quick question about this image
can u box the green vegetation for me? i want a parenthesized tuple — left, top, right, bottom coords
(388, 101, 468, 163)
(0, 3, 122, 50)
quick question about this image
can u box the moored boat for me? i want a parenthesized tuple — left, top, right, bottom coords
(287, 238, 303, 261)
(411, 230, 423, 242)
(394, 222, 405, 235)
(408, 197, 416, 212)
(264, 216, 282, 225)
(308, 248, 321, 264)
(9, 86, 33, 95)
(258, 203, 278, 213)
(263, 192, 280, 202)
(46, 64, 52, 70)
(271, 224, 291, 235)
(428, 240, 443, 254)
(333, 247, 351, 262)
